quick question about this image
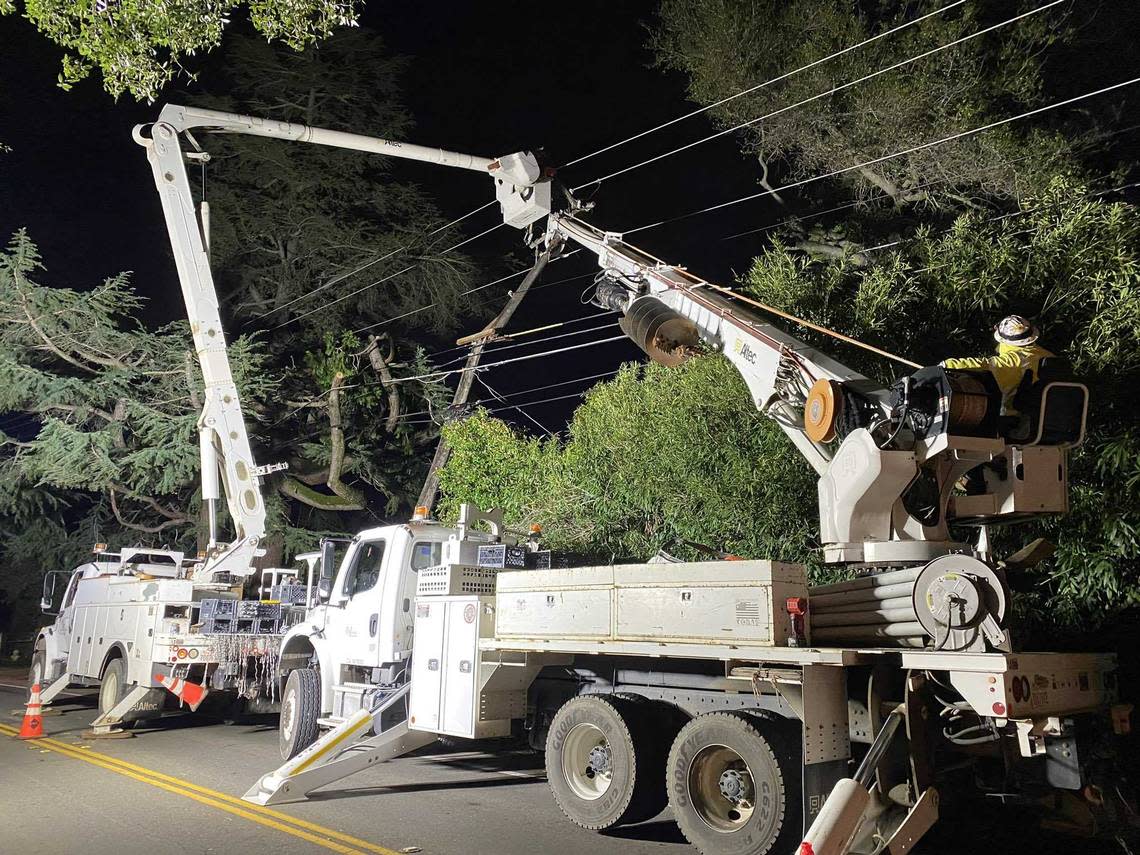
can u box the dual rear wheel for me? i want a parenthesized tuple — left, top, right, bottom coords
(545, 698, 800, 855)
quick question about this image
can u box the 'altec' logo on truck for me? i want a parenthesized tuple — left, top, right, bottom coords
(733, 338, 758, 364)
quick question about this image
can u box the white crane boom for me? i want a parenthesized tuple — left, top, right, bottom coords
(136, 102, 1084, 578)
(133, 104, 551, 579)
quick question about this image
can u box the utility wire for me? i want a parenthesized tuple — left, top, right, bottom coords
(626, 75, 1140, 235)
(433, 319, 622, 370)
(477, 376, 551, 435)
(255, 200, 496, 319)
(339, 333, 630, 391)
(574, 0, 1065, 191)
(423, 305, 610, 362)
(391, 368, 626, 425)
(560, 0, 968, 170)
(352, 249, 583, 336)
(272, 220, 508, 331)
(718, 122, 1140, 243)
(402, 388, 608, 427)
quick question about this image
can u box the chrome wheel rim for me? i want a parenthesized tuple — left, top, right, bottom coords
(688, 743, 756, 833)
(281, 689, 296, 742)
(562, 722, 613, 801)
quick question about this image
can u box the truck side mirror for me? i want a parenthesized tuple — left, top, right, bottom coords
(40, 573, 60, 616)
(320, 539, 337, 581)
(317, 577, 333, 603)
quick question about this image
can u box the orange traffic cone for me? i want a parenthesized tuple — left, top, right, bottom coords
(154, 673, 209, 712)
(17, 683, 45, 739)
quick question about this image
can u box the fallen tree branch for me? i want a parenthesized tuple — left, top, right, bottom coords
(278, 476, 365, 511)
(365, 334, 401, 434)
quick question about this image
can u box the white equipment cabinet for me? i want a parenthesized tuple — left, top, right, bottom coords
(495, 559, 809, 647)
(409, 596, 524, 739)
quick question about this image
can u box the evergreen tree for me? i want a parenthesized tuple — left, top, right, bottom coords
(0, 230, 271, 632)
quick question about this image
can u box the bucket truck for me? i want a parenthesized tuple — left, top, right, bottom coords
(60, 103, 1128, 852)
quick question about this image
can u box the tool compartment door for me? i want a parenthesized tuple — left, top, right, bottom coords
(441, 599, 480, 737)
(409, 599, 447, 732)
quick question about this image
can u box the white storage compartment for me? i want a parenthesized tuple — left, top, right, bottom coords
(409, 596, 519, 739)
(494, 560, 808, 647)
(494, 566, 614, 640)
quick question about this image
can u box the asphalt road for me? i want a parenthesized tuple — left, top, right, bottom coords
(0, 679, 1111, 855)
(0, 680, 691, 855)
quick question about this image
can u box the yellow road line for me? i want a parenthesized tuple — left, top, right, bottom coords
(1, 724, 400, 855)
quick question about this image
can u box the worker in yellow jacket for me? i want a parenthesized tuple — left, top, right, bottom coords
(941, 315, 1053, 414)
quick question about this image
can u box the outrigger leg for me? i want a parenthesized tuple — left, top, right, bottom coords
(243, 683, 437, 806)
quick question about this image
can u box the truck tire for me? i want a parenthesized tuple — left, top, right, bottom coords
(28, 645, 47, 691)
(667, 711, 801, 855)
(545, 695, 660, 830)
(98, 658, 129, 716)
(279, 668, 320, 761)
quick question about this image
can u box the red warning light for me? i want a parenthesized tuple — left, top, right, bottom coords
(992, 702, 1007, 716)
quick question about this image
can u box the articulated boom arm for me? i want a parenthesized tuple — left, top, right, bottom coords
(546, 216, 890, 475)
(135, 104, 551, 579)
(134, 111, 271, 580)
(541, 215, 1067, 569)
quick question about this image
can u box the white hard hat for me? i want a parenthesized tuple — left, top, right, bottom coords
(994, 315, 1039, 345)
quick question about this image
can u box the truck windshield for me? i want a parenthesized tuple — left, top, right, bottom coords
(343, 540, 386, 596)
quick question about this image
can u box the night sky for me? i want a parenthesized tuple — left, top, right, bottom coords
(0, 1, 786, 432)
(4, 2, 1137, 432)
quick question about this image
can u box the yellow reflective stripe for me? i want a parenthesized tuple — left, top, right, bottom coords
(290, 713, 374, 775)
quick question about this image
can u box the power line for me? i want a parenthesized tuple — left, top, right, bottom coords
(477, 377, 551, 435)
(352, 248, 584, 336)
(433, 318, 622, 370)
(402, 388, 610, 427)
(340, 333, 631, 391)
(625, 75, 1140, 235)
(560, 0, 968, 171)
(271, 220, 508, 331)
(253, 200, 496, 320)
(422, 304, 610, 362)
(718, 122, 1140, 243)
(574, 0, 1065, 191)
(391, 367, 627, 425)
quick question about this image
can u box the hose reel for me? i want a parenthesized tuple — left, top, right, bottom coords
(808, 555, 1010, 653)
(912, 555, 1010, 652)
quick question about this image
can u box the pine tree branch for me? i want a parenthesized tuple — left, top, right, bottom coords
(108, 486, 191, 532)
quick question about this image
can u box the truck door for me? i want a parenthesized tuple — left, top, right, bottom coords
(46, 568, 83, 669)
(326, 537, 389, 669)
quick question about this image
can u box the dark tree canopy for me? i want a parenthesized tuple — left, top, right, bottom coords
(650, 0, 1122, 211)
(3, 0, 358, 100)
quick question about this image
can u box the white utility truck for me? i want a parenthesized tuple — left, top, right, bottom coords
(116, 104, 1129, 855)
(34, 548, 303, 727)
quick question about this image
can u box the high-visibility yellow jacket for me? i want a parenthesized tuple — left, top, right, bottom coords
(942, 342, 1053, 413)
